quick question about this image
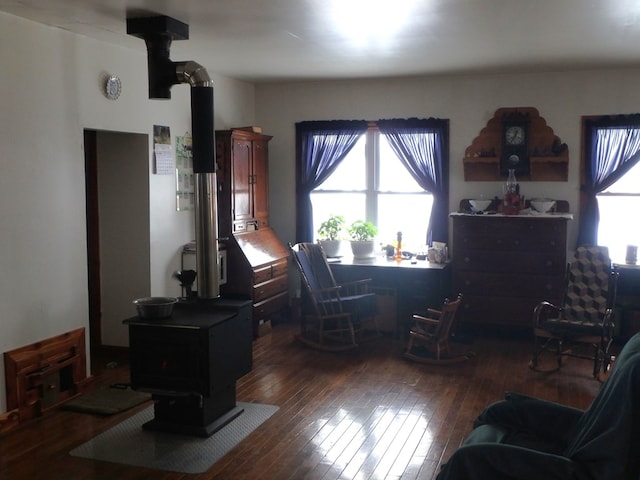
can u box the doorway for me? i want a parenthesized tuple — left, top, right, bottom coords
(84, 129, 151, 360)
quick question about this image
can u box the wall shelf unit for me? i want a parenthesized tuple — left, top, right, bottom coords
(463, 107, 569, 181)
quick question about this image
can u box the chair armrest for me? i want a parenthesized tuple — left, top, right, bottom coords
(440, 442, 581, 480)
(309, 286, 345, 312)
(475, 391, 583, 439)
(503, 391, 584, 417)
(413, 314, 439, 325)
(603, 307, 616, 333)
(309, 285, 343, 297)
(412, 315, 440, 335)
(533, 301, 563, 327)
(339, 278, 373, 295)
(315, 312, 352, 321)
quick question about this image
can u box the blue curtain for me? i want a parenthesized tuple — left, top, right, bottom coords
(295, 120, 368, 242)
(577, 116, 640, 246)
(378, 118, 450, 245)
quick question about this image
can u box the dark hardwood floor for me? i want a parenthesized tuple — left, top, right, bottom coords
(0, 322, 604, 480)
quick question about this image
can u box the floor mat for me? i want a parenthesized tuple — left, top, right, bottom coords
(62, 386, 151, 415)
(69, 402, 279, 474)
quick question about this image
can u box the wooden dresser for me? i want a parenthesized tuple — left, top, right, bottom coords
(216, 129, 289, 336)
(451, 212, 571, 329)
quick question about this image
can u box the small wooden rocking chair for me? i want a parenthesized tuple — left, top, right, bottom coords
(404, 293, 471, 365)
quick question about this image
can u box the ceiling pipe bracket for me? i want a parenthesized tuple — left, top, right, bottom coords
(127, 16, 189, 99)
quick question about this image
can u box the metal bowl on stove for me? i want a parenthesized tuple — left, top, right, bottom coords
(133, 297, 178, 319)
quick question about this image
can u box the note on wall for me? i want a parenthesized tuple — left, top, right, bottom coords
(153, 125, 174, 175)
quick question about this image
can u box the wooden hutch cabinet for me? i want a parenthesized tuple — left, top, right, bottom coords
(451, 213, 571, 329)
(215, 129, 271, 235)
(216, 128, 289, 336)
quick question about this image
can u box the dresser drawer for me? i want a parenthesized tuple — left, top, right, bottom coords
(270, 260, 288, 278)
(453, 217, 567, 252)
(253, 274, 288, 303)
(253, 291, 289, 320)
(254, 265, 272, 284)
(453, 270, 565, 298)
(454, 231, 565, 252)
(453, 250, 565, 274)
(253, 260, 289, 284)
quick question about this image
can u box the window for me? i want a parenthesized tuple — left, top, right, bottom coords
(580, 117, 640, 262)
(310, 127, 434, 252)
(597, 160, 640, 263)
(295, 118, 449, 248)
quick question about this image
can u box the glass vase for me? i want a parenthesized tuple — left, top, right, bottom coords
(503, 169, 520, 215)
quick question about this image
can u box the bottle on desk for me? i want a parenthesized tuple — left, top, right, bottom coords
(395, 231, 403, 261)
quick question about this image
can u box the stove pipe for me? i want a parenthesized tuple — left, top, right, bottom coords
(127, 16, 220, 298)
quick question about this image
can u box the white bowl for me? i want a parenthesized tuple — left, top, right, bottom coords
(469, 199, 491, 212)
(530, 198, 556, 213)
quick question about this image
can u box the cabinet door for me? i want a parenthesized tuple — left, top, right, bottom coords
(231, 139, 253, 225)
(252, 139, 269, 227)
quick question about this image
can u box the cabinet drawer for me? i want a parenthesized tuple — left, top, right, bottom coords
(253, 291, 289, 320)
(271, 260, 288, 278)
(253, 274, 288, 302)
(253, 261, 288, 284)
(453, 271, 565, 298)
(453, 250, 565, 274)
(233, 221, 246, 233)
(254, 265, 273, 284)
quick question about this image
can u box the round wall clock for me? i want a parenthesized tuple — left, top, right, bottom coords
(505, 126, 525, 145)
(501, 112, 530, 175)
(105, 74, 122, 100)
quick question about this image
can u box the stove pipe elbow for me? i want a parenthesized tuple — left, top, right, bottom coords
(176, 61, 213, 88)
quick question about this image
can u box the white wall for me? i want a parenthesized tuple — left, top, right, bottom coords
(255, 70, 640, 252)
(0, 12, 255, 413)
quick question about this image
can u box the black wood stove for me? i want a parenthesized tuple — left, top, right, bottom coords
(123, 298, 252, 437)
(124, 15, 253, 438)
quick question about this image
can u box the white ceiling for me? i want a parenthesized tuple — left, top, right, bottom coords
(3, 0, 640, 83)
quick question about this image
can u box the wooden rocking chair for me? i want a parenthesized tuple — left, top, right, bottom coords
(530, 245, 618, 377)
(290, 242, 379, 351)
(404, 293, 471, 365)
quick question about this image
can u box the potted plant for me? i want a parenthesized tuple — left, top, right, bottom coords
(317, 214, 345, 257)
(348, 220, 378, 260)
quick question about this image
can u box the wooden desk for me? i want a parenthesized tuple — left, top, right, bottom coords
(329, 256, 451, 336)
